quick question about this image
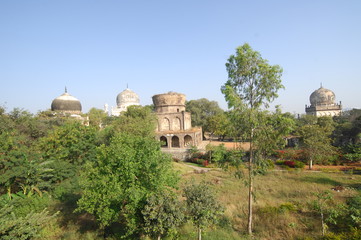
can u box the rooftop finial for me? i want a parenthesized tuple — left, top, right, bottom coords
(65, 86, 67, 93)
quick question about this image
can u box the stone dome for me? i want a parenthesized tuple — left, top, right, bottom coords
(51, 90, 82, 113)
(310, 87, 336, 106)
(116, 88, 140, 107)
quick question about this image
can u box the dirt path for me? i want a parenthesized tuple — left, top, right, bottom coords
(184, 163, 210, 173)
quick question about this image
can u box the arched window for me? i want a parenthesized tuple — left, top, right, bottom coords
(161, 117, 170, 131)
(173, 117, 181, 130)
(160, 136, 168, 148)
(184, 135, 192, 147)
(171, 136, 180, 148)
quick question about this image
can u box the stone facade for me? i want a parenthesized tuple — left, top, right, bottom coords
(152, 92, 202, 150)
(305, 86, 342, 117)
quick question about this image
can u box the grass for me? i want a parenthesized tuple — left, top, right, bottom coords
(178, 167, 361, 240)
(36, 163, 361, 240)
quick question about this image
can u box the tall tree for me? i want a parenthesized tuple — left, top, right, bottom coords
(221, 43, 284, 235)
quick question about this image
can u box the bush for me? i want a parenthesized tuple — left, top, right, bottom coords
(344, 153, 361, 162)
(294, 160, 305, 169)
(284, 160, 295, 168)
(275, 160, 305, 169)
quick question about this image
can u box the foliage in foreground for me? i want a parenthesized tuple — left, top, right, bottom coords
(184, 182, 224, 240)
(0, 204, 57, 240)
(142, 190, 185, 240)
(76, 133, 178, 237)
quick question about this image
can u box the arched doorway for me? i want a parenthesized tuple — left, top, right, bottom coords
(171, 136, 180, 148)
(184, 135, 192, 147)
(160, 136, 168, 148)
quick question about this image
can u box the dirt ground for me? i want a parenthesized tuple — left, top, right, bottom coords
(304, 162, 361, 171)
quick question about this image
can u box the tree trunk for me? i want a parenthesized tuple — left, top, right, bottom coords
(321, 211, 325, 236)
(158, 235, 161, 240)
(198, 227, 202, 240)
(309, 159, 313, 170)
(248, 130, 254, 235)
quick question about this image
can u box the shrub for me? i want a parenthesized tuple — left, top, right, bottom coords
(294, 160, 305, 169)
(275, 160, 304, 169)
(202, 160, 209, 167)
(284, 160, 295, 168)
(275, 160, 285, 165)
(344, 153, 361, 162)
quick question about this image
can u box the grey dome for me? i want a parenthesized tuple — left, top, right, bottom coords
(310, 87, 336, 106)
(51, 91, 82, 113)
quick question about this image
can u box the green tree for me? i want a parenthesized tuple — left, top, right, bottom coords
(221, 43, 284, 235)
(183, 182, 223, 240)
(87, 107, 109, 128)
(38, 121, 98, 184)
(76, 133, 178, 237)
(111, 105, 157, 138)
(311, 191, 339, 236)
(186, 98, 223, 139)
(206, 112, 232, 140)
(141, 190, 185, 240)
(297, 116, 336, 169)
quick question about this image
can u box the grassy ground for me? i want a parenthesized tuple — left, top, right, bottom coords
(38, 162, 361, 240)
(174, 162, 361, 240)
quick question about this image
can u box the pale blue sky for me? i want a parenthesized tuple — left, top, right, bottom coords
(1, 0, 360, 114)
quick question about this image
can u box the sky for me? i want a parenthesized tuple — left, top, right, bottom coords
(1, 0, 360, 115)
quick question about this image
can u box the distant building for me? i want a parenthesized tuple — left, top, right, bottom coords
(110, 88, 140, 116)
(51, 88, 82, 115)
(305, 86, 342, 117)
(51, 88, 88, 124)
(152, 92, 202, 149)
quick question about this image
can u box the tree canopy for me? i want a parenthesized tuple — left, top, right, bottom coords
(76, 133, 178, 235)
(221, 43, 285, 235)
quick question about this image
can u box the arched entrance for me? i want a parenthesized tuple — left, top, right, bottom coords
(184, 135, 192, 147)
(171, 136, 180, 148)
(160, 136, 168, 148)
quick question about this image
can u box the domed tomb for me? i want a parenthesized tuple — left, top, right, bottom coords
(51, 89, 82, 114)
(111, 88, 140, 116)
(305, 86, 341, 117)
(116, 88, 140, 108)
(309, 87, 336, 106)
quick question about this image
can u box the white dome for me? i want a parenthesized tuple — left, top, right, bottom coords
(116, 88, 140, 107)
(310, 87, 336, 106)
